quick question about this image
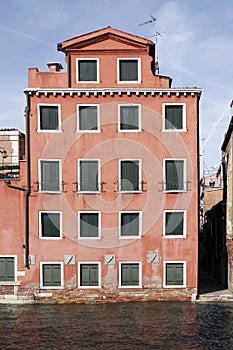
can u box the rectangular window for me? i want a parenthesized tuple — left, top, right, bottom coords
(120, 212, 141, 238)
(118, 105, 141, 131)
(79, 263, 100, 288)
(118, 58, 140, 83)
(164, 262, 186, 287)
(39, 211, 62, 239)
(40, 262, 63, 288)
(163, 103, 186, 131)
(77, 105, 99, 132)
(38, 105, 61, 131)
(76, 58, 99, 83)
(78, 159, 100, 193)
(0, 257, 15, 282)
(119, 262, 141, 287)
(164, 211, 186, 237)
(78, 212, 100, 238)
(119, 160, 141, 192)
(164, 159, 186, 192)
(39, 160, 61, 193)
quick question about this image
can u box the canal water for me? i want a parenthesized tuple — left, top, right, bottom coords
(0, 302, 233, 349)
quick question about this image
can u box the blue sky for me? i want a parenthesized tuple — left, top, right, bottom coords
(0, 0, 232, 172)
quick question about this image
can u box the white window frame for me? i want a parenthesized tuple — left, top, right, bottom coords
(76, 104, 100, 133)
(119, 211, 142, 239)
(39, 211, 62, 240)
(162, 103, 187, 132)
(0, 255, 17, 283)
(38, 159, 62, 193)
(163, 261, 186, 288)
(118, 104, 141, 132)
(77, 159, 101, 193)
(37, 104, 62, 132)
(163, 158, 187, 193)
(117, 58, 141, 84)
(40, 262, 64, 289)
(76, 58, 99, 83)
(118, 159, 142, 193)
(119, 261, 142, 288)
(163, 210, 186, 238)
(78, 262, 101, 288)
(78, 211, 101, 239)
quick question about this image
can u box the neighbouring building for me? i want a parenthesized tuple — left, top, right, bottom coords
(0, 27, 202, 303)
(222, 100, 233, 291)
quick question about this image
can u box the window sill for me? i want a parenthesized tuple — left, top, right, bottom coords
(118, 285, 142, 289)
(163, 235, 186, 239)
(163, 285, 186, 289)
(118, 190, 142, 194)
(76, 130, 101, 133)
(38, 191, 62, 194)
(0, 281, 20, 286)
(39, 237, 62, 240)
(77, 191, 101, 194)
(37, 129, 62, 133)
(119, 236, 141, 239)
(40, 286, 64, 290)
(163, 190, 187, 194)
(117, 81, 141, 84)
(118, 129, 142, 133)
(162, 129, 187, 132)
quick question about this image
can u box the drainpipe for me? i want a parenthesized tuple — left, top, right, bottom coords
(5, 93, 31, 268)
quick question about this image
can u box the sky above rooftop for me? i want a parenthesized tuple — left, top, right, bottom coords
(0, 0, 232, 173)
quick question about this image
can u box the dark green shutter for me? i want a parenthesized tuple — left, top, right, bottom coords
(79, 106, 98, 130)
(41, 161, 60, 192)
(80, 213, 98, 237)
(78, 60, 97, 81)
(166, 160, 184, 191)
(121, 161, 139, 191)
(165, 212, 184, 235)
(80, 264, 99, 286)
(41, 213, 60, 237)
(165, 105, 183, 129)
(166, 263, 183, 286)
(121, 263, 139, 286)
(121, 213, 139, 236)
(120, 60, 138, 81)
(40, 106, 58, 130)
(80, 160, 98, 191)
(43, 264, 61, 287)
(120, 106, 139, 130)
(0, 257, 14, 281)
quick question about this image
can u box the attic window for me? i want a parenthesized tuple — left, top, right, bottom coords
(76, 58, 99, 83)
(118, 58, 141, 84)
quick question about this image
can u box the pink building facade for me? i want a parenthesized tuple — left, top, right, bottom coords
(0, 27, 201, 302)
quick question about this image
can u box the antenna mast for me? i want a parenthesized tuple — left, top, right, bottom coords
(139, 15, 161, 75)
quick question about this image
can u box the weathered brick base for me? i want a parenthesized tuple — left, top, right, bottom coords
(14, 287, 197, 304)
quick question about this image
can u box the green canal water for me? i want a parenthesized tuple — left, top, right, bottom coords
(0, 301, 233, 349)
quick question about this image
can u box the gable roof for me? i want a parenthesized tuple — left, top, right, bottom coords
(58, 26, 154, 53)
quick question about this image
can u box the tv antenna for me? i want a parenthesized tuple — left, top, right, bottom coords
(139, 15, 162, 75)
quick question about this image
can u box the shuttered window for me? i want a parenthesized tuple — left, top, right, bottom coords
(42, 264, 62, 287)
(0, 257, 15, 282)
(77, 59, 98, 82)
(165, 263, 184, 286)
(119, 105, 139, 130)
(80, 264, 99, 287)
(41, 212, 61, 238)
(165, 160, 184, 191)
(40, 160, 60, 192)
(165, 105, 183, 130)
(39, 106, 59, 130)
(120, 263, 140, 286)
(79, 213, 99, 238)
(120, 213, 140, 237)
(119, 59, 139, 82)
(78, 106, 98, 131)
(79, 160, 99, 192)
(120, 160, 140, 191)
(165, 212, 184, 236)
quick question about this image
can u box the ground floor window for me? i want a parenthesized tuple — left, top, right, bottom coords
(40, 262, 63, 288)
(79, 263, 100, 288)
(119, 262, 141, 287)
(0, 257, 15, 282)
(164, 262, 186, 287)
